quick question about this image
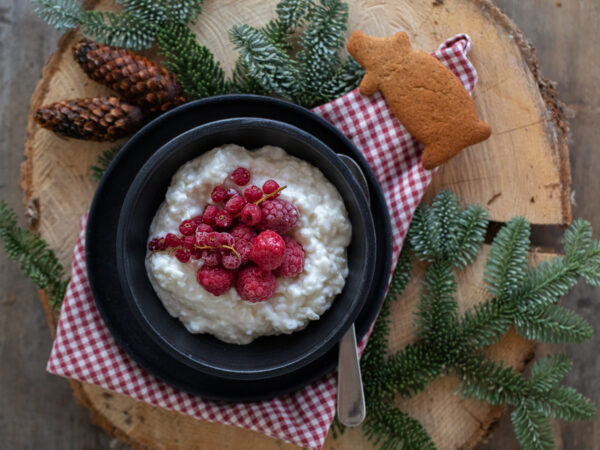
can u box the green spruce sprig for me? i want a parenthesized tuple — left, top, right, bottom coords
(230, 0, 364, 108)
(0, 201, 69, 308)
(356, 191, 596, 450)
(32, 0, 204, 50)
(90, 145, 121, 182)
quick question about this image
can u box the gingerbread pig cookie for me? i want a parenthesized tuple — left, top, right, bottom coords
(347, 31, 491, 169)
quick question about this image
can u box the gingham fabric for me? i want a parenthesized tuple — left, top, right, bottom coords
(47, 34, 478, 450)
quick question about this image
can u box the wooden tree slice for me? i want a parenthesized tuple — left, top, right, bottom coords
(21, 0, 570, 448)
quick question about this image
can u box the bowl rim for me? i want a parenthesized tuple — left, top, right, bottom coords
(115, 116, 377, 380)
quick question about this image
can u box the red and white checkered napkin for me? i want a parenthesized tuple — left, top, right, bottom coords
(47, 35, 478, 449)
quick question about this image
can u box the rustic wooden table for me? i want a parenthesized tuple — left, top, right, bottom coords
(0, 0, 598, 448)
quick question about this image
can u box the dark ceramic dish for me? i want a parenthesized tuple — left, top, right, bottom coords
(86, 95, 393, 401)
(116, 118, 376, 380)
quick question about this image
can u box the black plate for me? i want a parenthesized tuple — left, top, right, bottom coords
(86, 95, 393, 401)
(117, 118, 377, 380)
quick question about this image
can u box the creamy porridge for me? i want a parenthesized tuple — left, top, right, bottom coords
(145, 144, 351, 344)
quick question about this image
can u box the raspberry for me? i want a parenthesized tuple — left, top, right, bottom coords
(244, 185, 263, 202)
(274, 236, 304, 278)
(236, 266, 277, 302)
(164, 233, 182, 248)
(201, 249, 221, 267)
(240, 203, 262, 226)
(202, 205, 219, 226)
(197, 266, 234, 296)
(222, 250, 242, 270)
(225, 194, 246, 213)
(231, 223, 257, 242)
(249, 230, 286, 270)
(262, 179, 280, 197)
(214, 209, 233, 228)
(175, 248, 191, 263)
(211, 185, 231, 203)
(179, 219, 197, 236)
(231, 167, 251, 186)
(258, 199, 299, 234)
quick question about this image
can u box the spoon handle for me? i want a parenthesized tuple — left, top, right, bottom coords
(337, 324, 366, 427)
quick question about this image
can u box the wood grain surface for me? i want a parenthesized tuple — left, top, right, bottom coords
(1, 0, 598, 448)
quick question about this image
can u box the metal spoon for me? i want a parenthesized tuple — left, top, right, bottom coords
(336, 154, 370, 427)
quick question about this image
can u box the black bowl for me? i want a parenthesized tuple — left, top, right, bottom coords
(116, 117, 377, 380)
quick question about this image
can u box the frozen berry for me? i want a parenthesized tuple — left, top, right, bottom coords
(249, 230, 286, 270)
(236, 266, 277, 302)
(217, 232, 234, 246)
(155, 237, 167, 251)
(258, 199, 299, 234)
(179, 219, 197, 236)
(214, 210, 233, 228)
(175, 248, 191, 263)
(148, 238, 160, 251)
(240, 203, 262, 226)
(262, 179, 280, 196)
(225, 194, 246, 214)
(222, 251, 242, 270)
(190, 246, 203, 259)
(164, 233, 182, 249)
(196, 223, 213, 233)
(231, 167, 251, 186)
(211, 185, 231, 203)
(231, 223, 257, 242)
(197, 266, 235, 296)
(183, 235, 196, 250)
(244, 185, 263, 202)
(274, 236, 304, 278)
(202, 205, 219, 226)
(205, 232, 221, 247)
(201, 249, 221, 267)
(191, 215, 204, 225)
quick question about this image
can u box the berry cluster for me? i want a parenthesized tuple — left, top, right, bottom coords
(149, 167, 304, 302)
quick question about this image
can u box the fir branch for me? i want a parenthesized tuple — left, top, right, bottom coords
(157, 23, 228, 100)
(456, 354, 529, 405)
(459, 297, 514, 349)
(230, 24, 299, 99)
(0, 201, 69, 308)
(533, 386, 595, 421)
(528, 354, 572, 393)
(385, 343, 443, 398)
(511, 402, 555, 450)
(33, 0, 204, 50)
(90, 146, 121, 182)
(363, 401, 435, 450)
(388, 240, 413, 298)
(484, 217, 530, 298)
(515, 304, 593, 344)
(415, 259, 458, 349)
(33, 0, 83, 30)
(453, 204, 488, 269)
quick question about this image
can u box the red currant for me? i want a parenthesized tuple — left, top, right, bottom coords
(202, 205, 219, 226)
(175, 248, 191, 263)
(262, 179, 280, 196)
(211, 185, 231, 203)
(240, 203, 262, 226)
(244, 185, 263, 203)
(231, 167, 251, 186)
(164, 233, 182, 248)
(225, 194, 246, 213)
(214, 210, 233, 228)
(179, 219, 197, 236)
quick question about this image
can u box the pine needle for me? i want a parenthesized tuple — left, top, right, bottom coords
(0, 201, 69, 308)
(90, 146, 121, 182)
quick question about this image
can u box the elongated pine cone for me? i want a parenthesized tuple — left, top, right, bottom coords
(73, 39, 186, 113)
(34, 97, 145, 141)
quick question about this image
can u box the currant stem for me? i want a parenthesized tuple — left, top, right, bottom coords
(255, 185, 287, 205)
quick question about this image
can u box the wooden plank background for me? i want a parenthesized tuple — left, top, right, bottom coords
(0, 0, 597, 448)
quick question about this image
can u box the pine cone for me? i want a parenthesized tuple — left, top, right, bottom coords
(73, 39, 186, 113)
(34, 97, 145, 141)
